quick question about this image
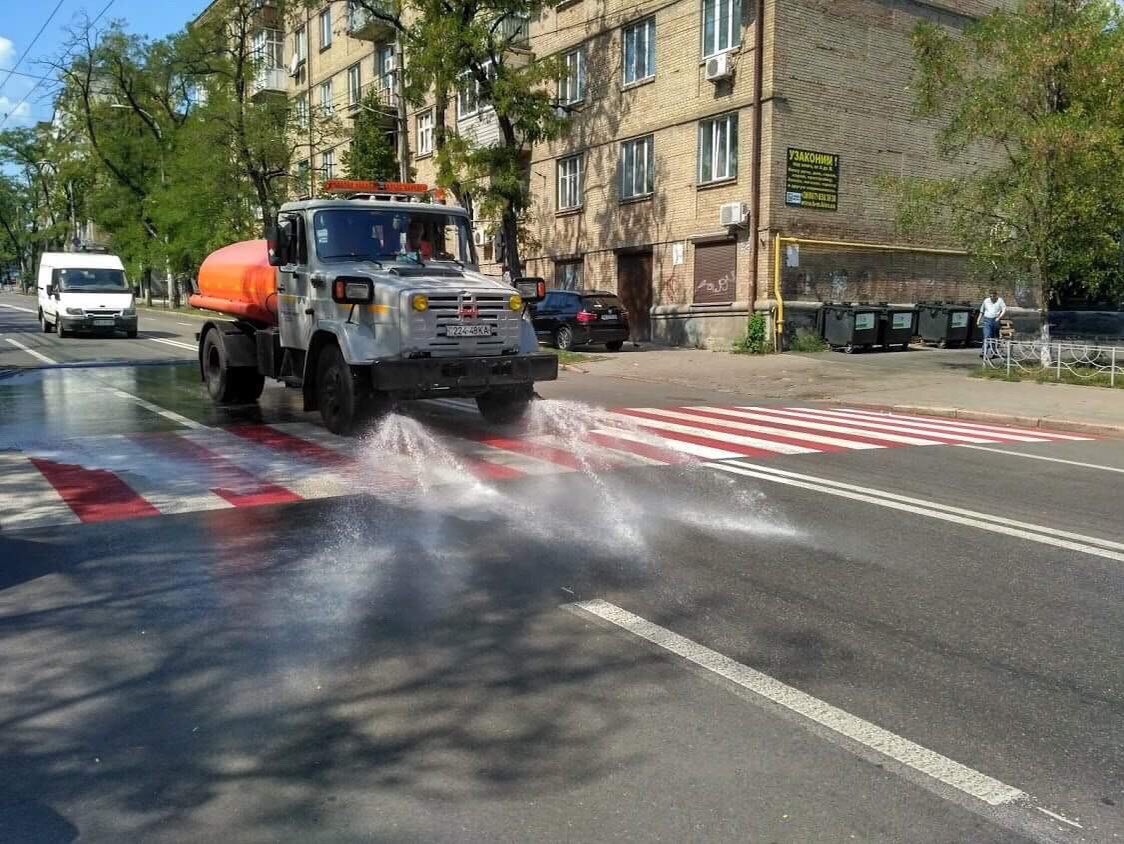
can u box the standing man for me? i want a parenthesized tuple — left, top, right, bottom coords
(978, 289, 1007, 358)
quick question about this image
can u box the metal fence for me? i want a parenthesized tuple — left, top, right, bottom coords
(983, 338, 1122, 386)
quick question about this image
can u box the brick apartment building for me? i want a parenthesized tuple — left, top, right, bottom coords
(215, 0, 1005, 347)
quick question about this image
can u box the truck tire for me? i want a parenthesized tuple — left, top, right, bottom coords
(477, 386, 533, 425)
(316, 343, 373, 435)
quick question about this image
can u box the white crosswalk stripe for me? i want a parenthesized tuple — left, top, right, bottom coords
(0, 404, 1093, 530)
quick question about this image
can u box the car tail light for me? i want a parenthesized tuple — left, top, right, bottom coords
(576, 310, 596, 323)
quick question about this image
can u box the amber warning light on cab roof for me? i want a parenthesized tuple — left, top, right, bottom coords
(322, 179, 429, 195)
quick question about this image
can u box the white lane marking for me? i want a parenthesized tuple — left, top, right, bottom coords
(592, 425, 743, 460)
(569, 599, 1027, 807)
(958, 444, 1124, 474)
(830, 408, 1089, 441)
(1034, 807, 1083, 829)
(608, 411, 818, 455)
(4, 338, 57, 365)
(0, 303, 37, 314)
(706, 461, 1124, 561)
(808, 407, 1049, 444)
(0, 453, 81, 529)
(146, 336, 197, 351)
(768, 407, 1021, 445)
(707, 407, 943, 446)
(107, 387, 205, 430)
(635, 406, 882, 451)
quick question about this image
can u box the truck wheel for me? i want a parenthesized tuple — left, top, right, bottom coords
(202, 329, 244, 404)
(236, 370, 266, 402)
(477, 386, 533, 425)
(316, 343, 372, 435)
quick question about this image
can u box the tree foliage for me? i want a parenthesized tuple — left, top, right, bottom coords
(888, 0, 1124, 309)
(343, 87, 400, 181)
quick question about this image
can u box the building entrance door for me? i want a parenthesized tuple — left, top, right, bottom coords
(617, 251, 653, 342)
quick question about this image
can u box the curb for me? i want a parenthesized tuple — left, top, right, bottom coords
(825, 400, 1124, 438)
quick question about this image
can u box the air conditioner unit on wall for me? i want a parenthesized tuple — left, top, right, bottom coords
(473, 228, 487, 246)
(719, 201, 747, 227)
(289, 54, 305, 78)
(705, 52, 733, 82)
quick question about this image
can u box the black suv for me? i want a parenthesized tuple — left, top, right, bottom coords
(532, 290, 630, 351)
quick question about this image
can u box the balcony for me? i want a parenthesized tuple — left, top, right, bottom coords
(497, 14, 529, 46)
(251, 66, 288, 99)
(347, 82, 398, 123)
(347, 2, 396, 42)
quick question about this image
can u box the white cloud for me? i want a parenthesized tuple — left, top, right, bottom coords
(0, 95, 32, 126)
(0, 36, 14, 69)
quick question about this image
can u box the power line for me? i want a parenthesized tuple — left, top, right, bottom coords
(0, 0, 68, 100)
(0, 0, 115, 130)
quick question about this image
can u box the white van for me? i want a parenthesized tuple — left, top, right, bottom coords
(37, 252, 138, 338)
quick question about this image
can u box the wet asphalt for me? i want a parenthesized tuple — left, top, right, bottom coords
(1, 291, 1122, 842)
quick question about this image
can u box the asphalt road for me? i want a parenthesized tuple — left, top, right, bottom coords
(0, 297, 1121, 843)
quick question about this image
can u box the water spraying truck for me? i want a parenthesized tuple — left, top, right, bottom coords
(189, 180, 557, 434)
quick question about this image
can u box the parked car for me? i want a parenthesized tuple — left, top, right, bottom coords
(532, 290, 630, 351)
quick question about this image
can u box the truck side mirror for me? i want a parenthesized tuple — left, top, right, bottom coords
(514, 276, 546, 303)
(265, 223, 285, 267)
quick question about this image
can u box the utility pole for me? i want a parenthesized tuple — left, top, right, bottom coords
(394, 33, 409, 181)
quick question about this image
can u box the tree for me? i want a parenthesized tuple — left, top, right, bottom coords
(343, 87, 400, 180)
(407, 1, 565, 278)
(888, 0, 1124, 322)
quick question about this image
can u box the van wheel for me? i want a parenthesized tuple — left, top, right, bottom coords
(316, 343, 374, 436)
(477, 386, 533, 425)
(39, 310, 51, 333)
(55, 316, 69, 338)
(126, 328, 138, 339)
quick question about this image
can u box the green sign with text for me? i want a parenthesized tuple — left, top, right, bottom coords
(785, 148, 840, 211)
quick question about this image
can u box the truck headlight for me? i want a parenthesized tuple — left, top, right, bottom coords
(508, 294, 523, 311)
(65, 307, 84, 316)
(411, 293, 429, 312)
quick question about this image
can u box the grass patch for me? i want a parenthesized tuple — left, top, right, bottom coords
(541, 347, 605, 365)
(789, 330, 829, 353)
(972, 365, 1123, 389)
(731, 312, 771, 355)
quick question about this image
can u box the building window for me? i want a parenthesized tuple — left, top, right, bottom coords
(322, 149, 335, 180)
(555, 259, 582, 291)
(319, 8, 333, 50)
(559, 46, 585, 104)
(347, 64, 362, 107)
(319, 79, 334, 115)
(376, 44, 395, 98)
(293, 26, 307, 63)
(702, 0, 742, 58)
(293, 93, 309, 127)
(417, 109, 434, 156)
(296, 159, 310, 194)
(557, 154, 583, 211)
(622, 17, 656, 85)
(620, 135, 654, 199)
(252, 29, 284, 68)
(698, 112, 737, 184)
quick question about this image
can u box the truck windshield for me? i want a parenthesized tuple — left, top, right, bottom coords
(312, 209, 477, 267)
(53, 268, 128, 292)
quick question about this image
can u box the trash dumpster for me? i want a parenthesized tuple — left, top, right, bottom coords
(820, 303, 881, 353)
(877, 304, 916, 351)
(918, 302, 973, 347)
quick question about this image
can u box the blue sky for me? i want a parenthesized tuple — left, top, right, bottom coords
(0, 0, 206, 130)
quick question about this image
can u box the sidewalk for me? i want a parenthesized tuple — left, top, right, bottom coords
(569, 346, 1124, 435)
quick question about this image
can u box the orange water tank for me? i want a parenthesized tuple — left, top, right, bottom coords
(190, 239, 279, 325)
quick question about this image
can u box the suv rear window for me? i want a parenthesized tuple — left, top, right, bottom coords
(581, 295, 621, 309)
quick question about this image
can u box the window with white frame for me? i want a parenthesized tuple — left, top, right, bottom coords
(559, 46, 585, 104)
(293, 26, 307, 62)
(557, 154, 583, 210)
(417, 109, 434, 156)
(347, 64, 362, 107)
(457, 63, 492, 120)
(322, 148, 336, 180)
(702, 0, 741, 58)
(252, 29, 284, 68)
(698, 112, 738, 183)
(293, 93, 309, 127)
(319, 8, 333, 49)
(319, 79, 334, 115)
(622, 17, 656, 85)
(296, 159, 310, 193)
(620, 135, 654, 199)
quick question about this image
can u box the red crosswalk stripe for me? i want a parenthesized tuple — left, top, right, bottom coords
(586, 430, 695, 464)
(622, 407, 853, 453)
(29, 459, 160, 523)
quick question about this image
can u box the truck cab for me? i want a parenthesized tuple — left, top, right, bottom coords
(193, 181, 557, 434)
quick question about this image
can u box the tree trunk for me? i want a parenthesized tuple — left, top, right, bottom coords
(143, 266, 153, 307)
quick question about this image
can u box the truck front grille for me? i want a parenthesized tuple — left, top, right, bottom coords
(404, 291, 521, 357)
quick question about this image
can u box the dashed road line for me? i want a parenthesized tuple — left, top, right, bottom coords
(0, 303, 37, 314)
(4, 337, 57, 365)
(146, 336, 197, 351)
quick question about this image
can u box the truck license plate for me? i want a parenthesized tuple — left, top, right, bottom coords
(446, 324, 493, 337)
(93, 319, 114, 327)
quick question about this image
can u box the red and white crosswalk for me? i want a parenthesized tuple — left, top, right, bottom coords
(0, 403, 1090, 531)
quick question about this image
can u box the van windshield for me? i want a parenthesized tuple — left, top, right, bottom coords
(53, 268, 129, 293)
(311, 209, 477, 267)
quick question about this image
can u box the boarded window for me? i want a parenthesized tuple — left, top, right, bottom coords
(693, 240, 735, 304)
